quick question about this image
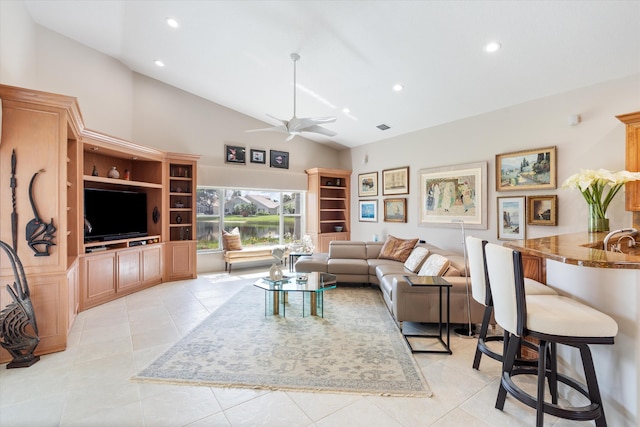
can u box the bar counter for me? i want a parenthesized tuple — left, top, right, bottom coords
(504, 231, 640, 270)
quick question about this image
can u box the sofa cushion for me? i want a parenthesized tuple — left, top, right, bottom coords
(377, 235, 419, 263)
(294, 254, 329, 273)
(418, 254, 450, 276)
(329, 241, 366, 259)
(403, 247, 430, 273)
(223, 227, 242, 251)
(328, 258, 369, 275)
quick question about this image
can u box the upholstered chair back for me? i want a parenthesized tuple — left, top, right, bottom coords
(466, 236, 490, 306)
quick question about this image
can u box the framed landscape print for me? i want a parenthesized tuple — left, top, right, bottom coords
(359, 200, 378, 222)
(270, 150, 289, 169)
(496, 146, 556, 191)
(497, 196, 526, 240)
(250, 149, 266, 164)
(382, 166, 409, 195)
(225, 145, 246, 164)
(358, 172, 378, 197)
(527, 195, 557, 226)
(384, 198, 407, 223)
(418, 162, 488, 229)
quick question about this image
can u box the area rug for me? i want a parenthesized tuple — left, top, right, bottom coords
(134, 282, 432, 397)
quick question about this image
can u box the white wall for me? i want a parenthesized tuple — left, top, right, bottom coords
(349, 74, 640, 251)
(0, 0, 37, 87)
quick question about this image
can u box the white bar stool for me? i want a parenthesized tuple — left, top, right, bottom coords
(484, 243, 618, 427)
(465, 236, 557, 370)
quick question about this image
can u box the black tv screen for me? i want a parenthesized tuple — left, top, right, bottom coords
(84, 188, 148, 242)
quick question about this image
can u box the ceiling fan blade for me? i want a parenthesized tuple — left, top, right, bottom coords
(302, 125, 337, 137)
(285, 132, 299, 142)
(246, 125, 288, 134)
(289, 116, 336, 133)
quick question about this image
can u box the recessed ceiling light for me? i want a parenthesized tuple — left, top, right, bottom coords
(484, 41, 502, 53)
(342, 108, 350, 113)
(392, 84, 404, 92)
(154, 60, 165, 67)
(165, 17, 179, 28)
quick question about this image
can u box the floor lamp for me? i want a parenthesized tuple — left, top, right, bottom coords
(452, 219, 475, 338)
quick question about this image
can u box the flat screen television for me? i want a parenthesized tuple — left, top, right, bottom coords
(84, 188, 148, 242)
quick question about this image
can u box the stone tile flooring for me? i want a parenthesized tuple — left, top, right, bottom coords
(0, 268, 582, 426)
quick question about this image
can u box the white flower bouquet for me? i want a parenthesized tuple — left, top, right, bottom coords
(562, 169, 640, 219)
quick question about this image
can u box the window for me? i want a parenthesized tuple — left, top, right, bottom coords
(196, 188, 304, 251)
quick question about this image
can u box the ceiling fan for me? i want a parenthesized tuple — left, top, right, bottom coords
(247, 53, 336, 141)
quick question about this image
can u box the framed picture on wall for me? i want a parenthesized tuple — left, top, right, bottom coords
(497, 196, 526, 240)
(358, 172, 378, 197)
(270, 150, 289, 169)
(384, 198, 407, 222)
(359, 200, 378, 222)
(225, 145, 246, 164)
(382, 166, 409, 195)
(496, 146, 556, 191)
(250, 149, 266, 164)
(527, 195, 557, 226)
(418, 161, 488, 229)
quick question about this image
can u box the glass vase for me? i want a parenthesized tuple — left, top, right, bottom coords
(588, 203, 609, 233)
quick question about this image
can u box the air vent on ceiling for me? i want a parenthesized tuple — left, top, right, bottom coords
(376, 124, 391, 131)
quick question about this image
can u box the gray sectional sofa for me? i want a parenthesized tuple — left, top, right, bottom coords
(295, 240, 486, 325)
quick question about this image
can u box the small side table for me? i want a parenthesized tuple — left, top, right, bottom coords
(403, 275, 452, 355)
(288, 252, 311, 272)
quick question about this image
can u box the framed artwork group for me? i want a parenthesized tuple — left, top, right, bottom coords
(225, 145, 289, 169)
(494, 146, 559, 240)
(358, 167, 409, 223)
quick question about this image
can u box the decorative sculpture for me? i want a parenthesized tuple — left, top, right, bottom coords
(10, 149, 17, 251)
(269, 247, 285, 281)
(0, 240, 40, 368)
(25, 170, 56, 256)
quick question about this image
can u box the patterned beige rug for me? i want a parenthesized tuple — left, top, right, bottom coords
(134, 281, 432, 397)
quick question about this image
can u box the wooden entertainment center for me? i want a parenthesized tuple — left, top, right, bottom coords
(0, 84, 199, 363)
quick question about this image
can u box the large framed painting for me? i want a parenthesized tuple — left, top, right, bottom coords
(358, 200, 378, 222)
(496, 146, 556, 191)
(497, 196, 526, 240)
(382, 166, 409, 195)
(358, 172, 378, 197)
(418, 162, 487, 229)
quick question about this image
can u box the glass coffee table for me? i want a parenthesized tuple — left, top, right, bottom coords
(254, 272, 337, 317)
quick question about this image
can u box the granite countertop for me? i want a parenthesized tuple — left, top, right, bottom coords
(503, 232, 640, 270)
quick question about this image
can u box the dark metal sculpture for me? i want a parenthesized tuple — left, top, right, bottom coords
(10, 149, 17, 251)
(25, 170, 56, 256)
(0, 240, 40, 368)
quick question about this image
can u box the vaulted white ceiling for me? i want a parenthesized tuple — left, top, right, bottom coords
(24, 0, 640, 149)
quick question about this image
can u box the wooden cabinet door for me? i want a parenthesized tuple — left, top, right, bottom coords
(117, 249, 142, 292)
(165, 241, 196, 280)
(81, 252, 116, 310)
(142, 245, 163, 284)
(67, 262, 79, 333)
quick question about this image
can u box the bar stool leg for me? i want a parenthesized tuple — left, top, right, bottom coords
(536, 340, 549, 427)
(473, 305, 494, 369)
(496, 333, 520, 410)
(579, 343, 607, 427)
(547, 342, 558, 404)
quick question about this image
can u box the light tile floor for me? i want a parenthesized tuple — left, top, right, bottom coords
(0, 268, 584, 426)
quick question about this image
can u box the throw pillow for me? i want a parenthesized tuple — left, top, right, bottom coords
(378, 235, 419, 263)
(403, 247, 430, 273)
(418, 254, 450, 276)
(223, 228, 242, 251)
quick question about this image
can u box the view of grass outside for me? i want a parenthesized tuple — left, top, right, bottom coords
(196, 188, 303, 251)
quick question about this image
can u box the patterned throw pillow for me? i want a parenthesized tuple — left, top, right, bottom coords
(418, 254, 450, 276)
(377, 235, 419, 263)
(222, 227, 242, 251)
(403, 247, 430, 272)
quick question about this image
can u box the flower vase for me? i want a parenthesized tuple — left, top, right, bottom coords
(269, 263, 283, 281)
(588, 203, 609, 233)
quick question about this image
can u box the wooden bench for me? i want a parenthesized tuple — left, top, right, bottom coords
(223, 246, 285, 273)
